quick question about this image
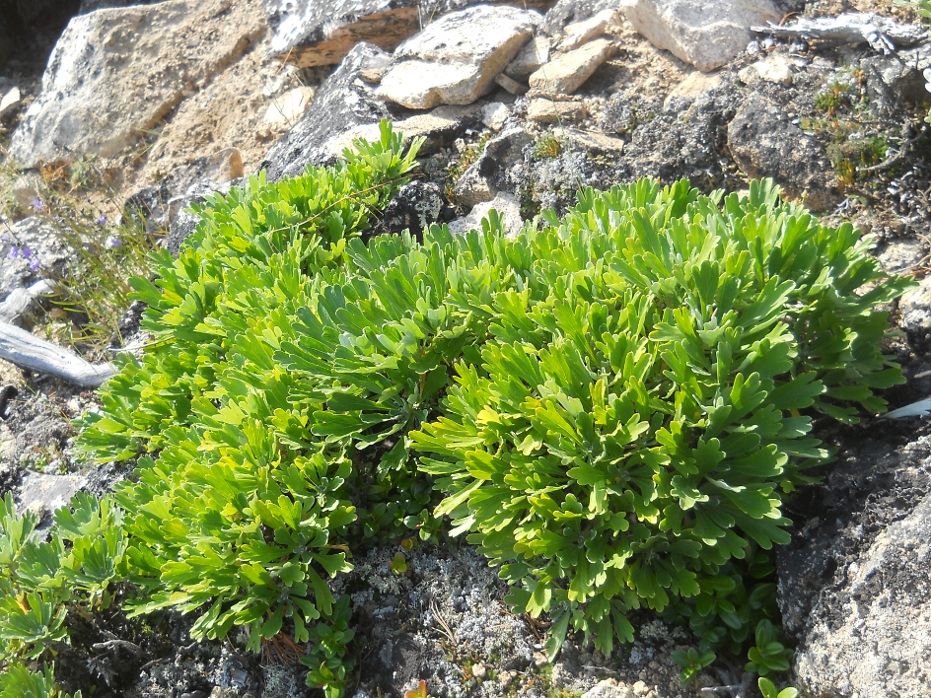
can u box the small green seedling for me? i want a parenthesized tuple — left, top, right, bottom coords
(758, 677, 799, 698)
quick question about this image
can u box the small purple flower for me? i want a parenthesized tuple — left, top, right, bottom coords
(97, 215, 107, 226)
(28, 258, 40, 271)
(8, 246, 18, 258)
(31, 198, 43, 211)
(106, 236, 123, 249)
(20, 247, 32, 259)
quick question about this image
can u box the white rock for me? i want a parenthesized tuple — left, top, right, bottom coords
(662, 70, 722, 111)
(9, 0, 264, 167)
(899, 275, 931, 338)
(582, 679, 635, 698)
(481, 102, 511, 130)
(200, 147, 244, 183)
(263, 86, 316, 129)
(737, 54, 794, 86)
(559, 8, 623, 50)
(448, 192, 524, 238)
(18, 471, 88, 518)
(506, 35, 551, 78)
(554, 127, 625, 155)
(0, 87, 21, 118)
(526, 97, 588, 123)
(528, 38, 616, 96)
(619, 0, 780, 72)
(494, 73, 527, 95)
(377, 60, 483, 109)
(377, 6, 540, 109)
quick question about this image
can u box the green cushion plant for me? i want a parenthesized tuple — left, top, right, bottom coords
(63, 124, 912, 694)
(412, 178, 912, 664)
(0, 491, 122, 697)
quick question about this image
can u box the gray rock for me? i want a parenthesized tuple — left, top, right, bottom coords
(540, 0, 620, 38)
(264, 0, 557, 67)
(122, 181, 174, 236)
(557, 8, 622, 50)
(261, 42, 393, 180)
(898, 276, 931, 342)
(365, 181, 449, 240)
(727, 91, 840, 210)
(0, 87, 21, 120)
(270, 102, 482, 177)
(506, 36, 551, 79)
(17, 471, 87, 520)
(452, 126, 534, 208)
(862, 45, 931, 112)
(9, 0, 264, 167)
(526, 97, 589, 123)
(164, 179, 236, 256)
(877, 237, 926, 275)
(0, 217, 70, 299)
(528, 37, 617, 96)
(777, 429, 931, 697)
(790, 490, 931, 697)
(619, 0, 780, 72)
(755, 13, 929, 54)
(377, 6, 541, 109)
(600, 74, 736, 189)
(447, 191, 523, 237)
(264, 0, 427, 67)
(581, 679, 635, 698)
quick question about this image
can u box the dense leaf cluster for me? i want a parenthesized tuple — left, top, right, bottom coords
(0, 491, 122, 696)
(9, 124, 910, 695)
(414, 177, 912, 660)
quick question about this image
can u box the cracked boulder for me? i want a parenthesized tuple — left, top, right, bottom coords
(619, 0, 779, 72)
(261, 42, 393, 180)
(9, 0, 265, 167)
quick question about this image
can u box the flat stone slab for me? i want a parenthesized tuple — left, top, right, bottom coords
(528, 38, 616, 96)
(376, 5, 541, 109)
